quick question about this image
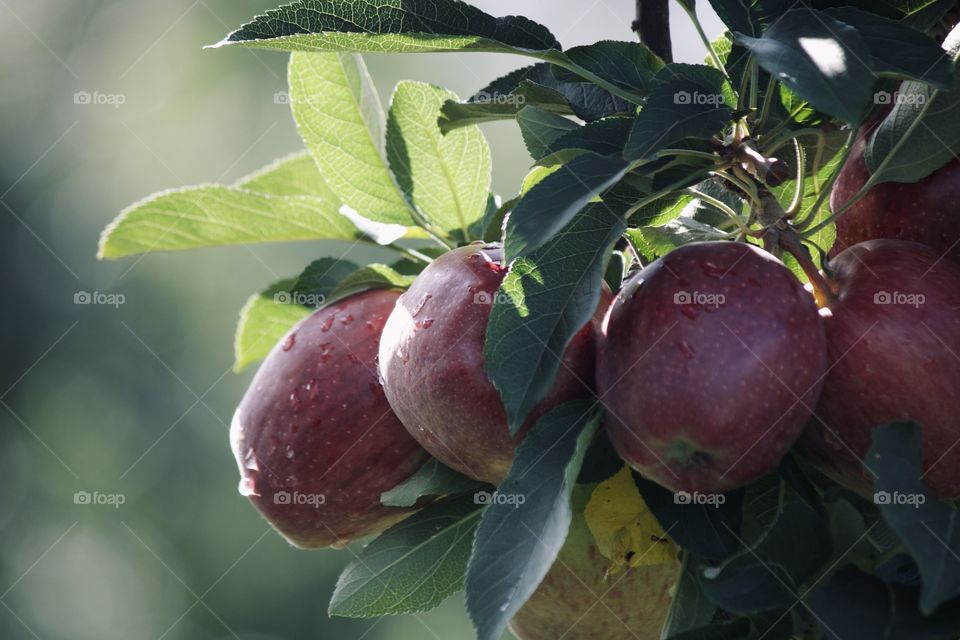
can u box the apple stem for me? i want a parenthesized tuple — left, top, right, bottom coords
(777, 226, 838, 307)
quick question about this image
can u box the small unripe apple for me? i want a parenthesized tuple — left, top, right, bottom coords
(598, 241, 828, 494)
(230, 289, 431, 548)
(378, 242, 604, 484)
(800, 240, 960, 498)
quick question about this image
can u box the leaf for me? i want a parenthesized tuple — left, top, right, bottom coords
(386, 81, 491, 239)
(664, 619, 752, 640)
(328, 263, 413, 301)
(328, 494, 483, 618)
(233, 258, 358, 371)
(736, 8, 875, 124)
(660, 553, 717, 639)
(235, 150, 332, 197)
(439, 80, 574, 132)
(465, 401, 600, 640)
(699, 500, 832, 613)
(624, 64, 732, 160)
(633, 472, 745, 560)
(626, 217, 728, 261)
(552, 40, 664, 94)
(866, 421, 960, 614)
(585, 467, 677, 572)
(865, 24, 960, 183)
(823, 7, 954, 89)
(485, 198, 627, 433)
(537, 116, 635, 163)
(516, 106, 578, 160)
(708, 0, 790, 38)
(212, 0, 560, 55)
(503, 152, 632, 260)
(381, 459, 486, 507)
(98, 185, 360, 260)
(289, 51, 415, 226)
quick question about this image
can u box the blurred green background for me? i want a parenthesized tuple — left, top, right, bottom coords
(0, 1, 720, 638)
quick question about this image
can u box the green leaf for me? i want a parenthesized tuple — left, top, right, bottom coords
(233, 258, 358, 371)
(516, 106, 578, 159)
(465, 401, 600, 640)
(552, 40, 664, 94)
(235, 150, 332, 197)
(736, 8, 875, 124)
(329, 494, 483, 618)
(328, 263, 413, 301)
(867, 421, 960, 614)
(486, 199, 628, 434)
(289, 51, 416, 226)
(98, 185, 360, 260)
(212, 0, 560, 55)
(536, 116, 634, 163)
(503, 152, 632, 260)
(439, 80, 574, 133)
(386, 81, 491, 239)
(699, 500, 832, 613)
(624, 64, 732, 160)
(708, 0, 789, 38)
(823, 7, 954, 90)
(381, 459, 486, 507)
(660, 553, 717, 639)
(626, 217, 728, 260)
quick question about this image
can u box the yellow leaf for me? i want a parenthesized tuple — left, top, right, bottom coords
(585, 466, 676, 574)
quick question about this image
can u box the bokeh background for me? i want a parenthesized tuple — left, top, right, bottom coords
(0, 1, 721, 638)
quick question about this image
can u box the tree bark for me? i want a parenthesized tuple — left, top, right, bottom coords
(633, 0, 673, 62)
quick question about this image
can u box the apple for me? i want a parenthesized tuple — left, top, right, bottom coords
(378, 242, 604, 484)
(800, 239, 960, 498)
(597, 241, 828, 494)
(230, 289, 431, 548)
(508, 485, 680, 640)
(830, 116, 960, 262)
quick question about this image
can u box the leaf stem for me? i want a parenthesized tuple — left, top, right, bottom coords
(678, 2, 728, 78)
(624, 168, 713, 219)
(685, 187, 750, 233)
(793, 128, 856, 231)
(755, 74, 778, 133)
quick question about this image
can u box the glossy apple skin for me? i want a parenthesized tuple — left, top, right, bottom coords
(509, 485, 680, 640)
(230, 289, 431, 548)
(378, 242, 603, 484)
(830, 118, 960, 262)
(800, 240, 960, 498)
(598, 242, 828, 494)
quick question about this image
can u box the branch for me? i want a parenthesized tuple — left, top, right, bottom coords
(633, 0, 673, 62)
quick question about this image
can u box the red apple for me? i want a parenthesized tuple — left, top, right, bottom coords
(598, 241, 828, 494)
(230, 289, 431, 548)
(800, 240, 960, 498)
(378, 242, 604, 484)
(830, 116, 960, 262)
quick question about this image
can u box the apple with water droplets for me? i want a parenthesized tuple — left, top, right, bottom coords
(378, 242, 604, 484)
(597, 241, 828, 494)
(230, 289, 431, 548)
(800, 239, 960, 498)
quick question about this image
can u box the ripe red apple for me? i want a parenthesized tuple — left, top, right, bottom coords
(830, 116, 960, 262)
(597, 241, 828, 494)
(800, 240, 960, 498)
(508, 485, 680, 640)
(230, 289, 431, 548)
(378, 242, 604, 484)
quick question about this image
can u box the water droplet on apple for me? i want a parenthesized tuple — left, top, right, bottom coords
(281, 332, 297, 351)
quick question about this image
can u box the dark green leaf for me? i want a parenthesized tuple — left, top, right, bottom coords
(516, 106, 578, 159)
(503, 152, 632, 260)
(664, 619, 752, 640)
(737, 8, 875, 124)
(552, 40, 664, 94)
(328, 264, 413, 301)
(537, 116, 635, 162)
(465, 401, 600, 640)
(381, 458, 486, 507)
(708, 0, 790, 38)
(329, 494, 483, 617)
(486, 199, 628, 434)
(867, 421, 960, 614)
(661, 552, 717, 639)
